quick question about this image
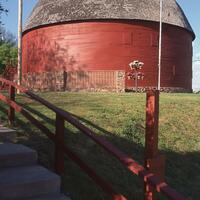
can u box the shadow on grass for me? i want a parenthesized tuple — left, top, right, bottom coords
(0, 104, 199, 200)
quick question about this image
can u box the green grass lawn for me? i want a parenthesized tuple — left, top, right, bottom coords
(0, 92, 200, 200)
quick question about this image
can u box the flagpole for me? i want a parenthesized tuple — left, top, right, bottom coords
(158, 0, 163, 90)
(17, 0, 23, 87)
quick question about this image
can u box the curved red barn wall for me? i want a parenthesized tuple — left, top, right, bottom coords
(22, 21, 193, 90)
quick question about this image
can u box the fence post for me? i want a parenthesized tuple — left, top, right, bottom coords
(55, 113, 65, 175)
(144, 90, 165, 200)
(8, 85, 15, 125)
(63, 71, 67, 91)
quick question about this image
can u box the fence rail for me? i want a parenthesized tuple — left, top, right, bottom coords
(0, 77, 186, 200)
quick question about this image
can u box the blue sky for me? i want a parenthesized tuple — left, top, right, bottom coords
(1, 0, 200, 90)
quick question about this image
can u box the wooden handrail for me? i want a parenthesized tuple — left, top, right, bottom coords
(0, 78, 27, 93)
(0, 78, 187, 200)
(8, 85, 15, 125)
(0, 93, 55, 141)
(0, 93, 126, 200)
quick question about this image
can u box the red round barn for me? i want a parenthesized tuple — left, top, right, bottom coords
(22, 0, 195, 92)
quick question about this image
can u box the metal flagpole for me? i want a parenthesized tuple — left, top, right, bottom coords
(17, 0, 23, 87)
(158, 0, 163, 90)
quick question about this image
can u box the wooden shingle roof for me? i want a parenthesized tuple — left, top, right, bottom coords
(24, 0, 194, 37)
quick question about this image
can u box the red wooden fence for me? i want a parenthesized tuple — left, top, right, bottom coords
(0, 78, 186, 200)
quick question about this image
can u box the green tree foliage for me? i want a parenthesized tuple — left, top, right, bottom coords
(0, 1, 17, 75)
(0, 42, 17, 73)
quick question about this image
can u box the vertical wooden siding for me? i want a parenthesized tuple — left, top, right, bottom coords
(22, 20, 193, 90)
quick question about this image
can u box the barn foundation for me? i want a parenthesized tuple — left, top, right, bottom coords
(22, 70, 126, 92)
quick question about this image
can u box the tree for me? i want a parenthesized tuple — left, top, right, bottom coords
(0, 27, 17, 46)
(0, 43, 17, 73)
(0, 1, 17, 76)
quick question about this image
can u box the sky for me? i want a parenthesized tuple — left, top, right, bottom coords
(1, 0, 200, 90)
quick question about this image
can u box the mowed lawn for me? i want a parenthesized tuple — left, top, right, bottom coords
(0, 92, 200, 200)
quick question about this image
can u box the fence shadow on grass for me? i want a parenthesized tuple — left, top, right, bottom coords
(0, 103, 199, 200)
